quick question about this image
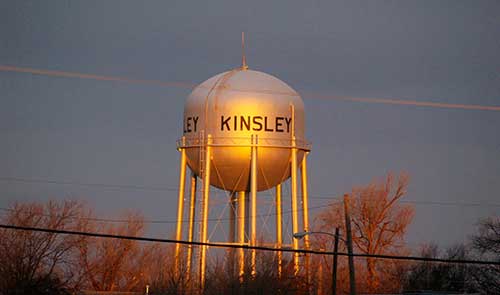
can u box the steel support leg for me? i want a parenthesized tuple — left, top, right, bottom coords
(291, 142, 300, 275)
(186, 172, 197, 284)
(301, 153, 311, 284)
(199, 135, 212, 291)
(238, 191, 246, 280)
(250, 134, 258, 277)
(275, 183, 283, 278)
(228, 192, 236, 277)
(174, 140, 187, 278)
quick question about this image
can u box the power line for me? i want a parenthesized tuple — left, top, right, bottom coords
(400, 200, 500, 208)
(0, 176, 178, 192)
(313, 198, 500, 208)
(3, 176, 499, 208)
(2, 64, 500, 112)
(0, 224, 498, 266)
(0, 175, 338, 200)
(0, 65, 196, 89)
(310, 92, 500, 111)
(0, 203, 332, 225)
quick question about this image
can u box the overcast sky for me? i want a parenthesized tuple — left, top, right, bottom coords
(1, 0, 499, 249)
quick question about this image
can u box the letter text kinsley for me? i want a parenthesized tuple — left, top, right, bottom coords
(219, 115, 292, 133)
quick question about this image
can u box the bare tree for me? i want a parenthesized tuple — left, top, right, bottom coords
(0, 200, 88, 294)
(77, 211, 157, 292)
(201, 252, 307, 295)
(470, 217, 500, 294)
(403, 243, 475, 293)
(147, 242, 189, 295)
(0, 200, 172, 294)
(473, 217, 500, 256)
(316, 172, 414, 293)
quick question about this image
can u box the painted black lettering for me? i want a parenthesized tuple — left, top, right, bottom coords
(186, 117, 192, 132)
(285, 117, 292, 133)
(264, 116, 273, 132)
(241, 116, 250, 131)
(275, 117, 284, 132)
(221, 116, 231, 131)
(252, 116, 263, 131)
(234, 116, 237, 131)
(192, 116, 198, 132)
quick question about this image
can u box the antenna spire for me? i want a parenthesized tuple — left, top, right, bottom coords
(241, 32, 248, 70)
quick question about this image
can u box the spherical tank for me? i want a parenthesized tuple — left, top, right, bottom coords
(179, 69, 310, 192)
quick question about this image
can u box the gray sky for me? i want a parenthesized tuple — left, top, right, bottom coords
(1, 0, 499, 249)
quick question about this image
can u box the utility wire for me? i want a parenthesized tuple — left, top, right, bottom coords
(0, 177, 178, 192)
(0, 204, 332, 224)
(2, 65, 500, 112)
(0, 176, 319, 197)
(3, 176, 499, 208)
(0, 224, 498, 266)
(313, 195, 500, 208)
(400, 200, 500, 208)
(0, 65, 196, 89)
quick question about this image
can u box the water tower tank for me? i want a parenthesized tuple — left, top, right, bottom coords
(179, 68, 310, 192)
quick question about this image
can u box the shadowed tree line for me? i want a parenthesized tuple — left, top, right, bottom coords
(0, 201, 163, 295)
(312, 173, 499, 295)
(401, 219, 500, 295)
(315, 172, 414, 293)
(0, 172, 498, 294)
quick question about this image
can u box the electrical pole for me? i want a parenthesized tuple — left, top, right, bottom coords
(344, 194, 356, 295)
(332, 227, 339, 295)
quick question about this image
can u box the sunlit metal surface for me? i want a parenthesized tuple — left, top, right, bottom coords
(181, 69, 310, 191)
(175, 66, 312, 287)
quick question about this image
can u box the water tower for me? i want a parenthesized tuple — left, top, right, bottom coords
(174, 36, 311, 289)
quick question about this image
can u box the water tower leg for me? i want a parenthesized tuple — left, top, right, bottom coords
(250, 134, 258, 277)
(237, 191, 246, 281)
(301, 153, 311, 286)
(186, 172, 197, 284)
(199, 135, 212, 291)
(174, 146, 187, 278)
(245, 193, 249, 244)
(228, 192, 236, 277)
(290, 140, 300, 275)
(275, 183, 283, 278)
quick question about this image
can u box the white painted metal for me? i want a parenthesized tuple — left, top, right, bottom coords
(174, 139, 187, 277)
(175, 65, 312, 285)
(238, 191, 246, 280)
(250, 134, 258, 276)
(186, 172, 197, 281)
(275, 183, 283, 278)
(199, 135, 212, 290)
(180, 69, 308, 191)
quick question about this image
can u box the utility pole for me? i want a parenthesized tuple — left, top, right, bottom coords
(332, 227, 339, 295)
(343, 194, 356, 295)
